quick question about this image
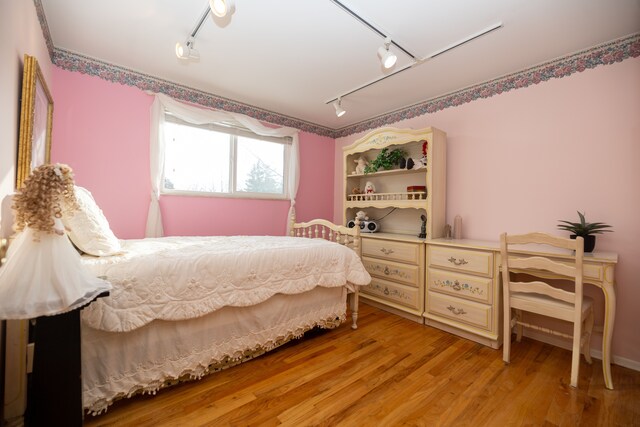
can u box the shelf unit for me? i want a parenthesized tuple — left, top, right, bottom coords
(342, 127, 447, 320)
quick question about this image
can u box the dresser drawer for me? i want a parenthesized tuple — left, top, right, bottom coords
(428, 246, 494, 277)
(428, 268, 493, 304)
(427, 292, 492, 331)
(362, 238, 420, 265)
(362, 278, 421, 310)
(363, 256, 420, 287)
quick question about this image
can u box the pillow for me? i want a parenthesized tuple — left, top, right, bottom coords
(62, 186, 122, 256)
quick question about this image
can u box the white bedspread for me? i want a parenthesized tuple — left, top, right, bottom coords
(81, 236, 370, 332)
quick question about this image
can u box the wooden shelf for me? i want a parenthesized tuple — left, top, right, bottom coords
(346, 168, 426, 179)
(346, 199, 427, 209)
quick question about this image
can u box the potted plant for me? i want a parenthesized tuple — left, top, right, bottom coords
(364, 148, 406, 174)
(557, 211, 612, 252)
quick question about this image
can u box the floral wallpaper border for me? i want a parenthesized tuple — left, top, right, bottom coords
(33, 0, 639, 139)
(52, 48, 336, 137)
(334, 33, 640, 138)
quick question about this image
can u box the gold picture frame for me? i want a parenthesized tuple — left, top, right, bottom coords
(16, 54, 54, 189)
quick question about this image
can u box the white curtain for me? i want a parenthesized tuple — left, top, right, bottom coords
(146, 93, 300, 237)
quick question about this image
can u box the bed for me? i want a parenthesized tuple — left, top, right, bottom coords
(79, 216, 370, 414)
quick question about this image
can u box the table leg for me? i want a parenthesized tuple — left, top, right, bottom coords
(601, 265, 616, 390)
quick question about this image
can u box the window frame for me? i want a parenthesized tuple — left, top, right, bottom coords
(161, 114, 291, 200)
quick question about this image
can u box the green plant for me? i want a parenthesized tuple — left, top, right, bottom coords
(364, 148, 406, 174)
(557, 211, 613, 236)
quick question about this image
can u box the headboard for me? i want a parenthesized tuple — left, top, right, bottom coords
(290, 215, 361, 257)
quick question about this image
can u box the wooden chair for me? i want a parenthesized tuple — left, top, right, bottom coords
(500, 232, 594, 388)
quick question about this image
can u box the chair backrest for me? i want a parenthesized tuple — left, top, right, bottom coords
(500, 232, 584, 310)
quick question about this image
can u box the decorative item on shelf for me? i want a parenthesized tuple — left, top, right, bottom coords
(418, 214, 427, 238)
(444, 224, 452, 239)
(355, 211, 369, 221)
(364, 181, 376, 194)
(557, 210, 612, 252)
(352, 186, 362, 195)
(364, 148, 406, 173)
(402, 155, 427, 170)
(353, 156, 369, 175)
(453, 215, 462, 239)
(407, 185, 426, 193)
(347, 211, 379, 233)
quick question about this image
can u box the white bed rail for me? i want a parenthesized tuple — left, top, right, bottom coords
(290, 215, 362, 329)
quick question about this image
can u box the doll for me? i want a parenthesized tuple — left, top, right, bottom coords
(0, 164, 111, 319)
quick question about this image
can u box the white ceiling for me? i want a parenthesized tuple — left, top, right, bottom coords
(41, 0, 640, 130)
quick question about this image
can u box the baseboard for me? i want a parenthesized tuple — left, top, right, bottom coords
(522, 330, 640, 372)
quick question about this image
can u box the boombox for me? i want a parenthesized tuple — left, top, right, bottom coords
(347, 220, 379, 233)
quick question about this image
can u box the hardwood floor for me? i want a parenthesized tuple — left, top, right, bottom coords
(84, 303, 640, 426)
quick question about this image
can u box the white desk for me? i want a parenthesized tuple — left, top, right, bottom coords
(427, 238, 618, 389)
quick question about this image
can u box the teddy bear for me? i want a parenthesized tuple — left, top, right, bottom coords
(355, 211, 369, 222)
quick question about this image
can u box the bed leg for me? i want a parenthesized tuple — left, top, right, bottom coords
(350, 289, 359, 329)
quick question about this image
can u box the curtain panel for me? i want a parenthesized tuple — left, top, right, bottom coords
(146, 94, 300, 237)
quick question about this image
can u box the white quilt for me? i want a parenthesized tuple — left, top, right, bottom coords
(81, 236, 370, 332)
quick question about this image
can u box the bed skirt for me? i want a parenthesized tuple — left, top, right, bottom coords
(82, 286, 348, 414)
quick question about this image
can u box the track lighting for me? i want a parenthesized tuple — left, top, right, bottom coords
(209, 0, 235, 18)
(377, 37, 397, 69)
(175, 37, 200, 60)
(333, 98, 346, 117)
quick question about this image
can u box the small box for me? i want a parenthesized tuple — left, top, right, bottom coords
(406, 185, 426, 192)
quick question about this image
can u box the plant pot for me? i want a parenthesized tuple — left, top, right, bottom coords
(571, 234, 596, 253)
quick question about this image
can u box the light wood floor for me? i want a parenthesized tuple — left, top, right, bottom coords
(84, 303, 640, 426)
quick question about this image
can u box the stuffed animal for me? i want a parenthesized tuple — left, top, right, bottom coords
(353, 156, 369, 175)
(364, 181, 376, 194)
(352, 186, 362, 194)
(355, 211, 369, 221)
(405, 155, 427, 170)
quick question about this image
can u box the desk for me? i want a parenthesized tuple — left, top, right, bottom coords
(426, 238, 618, 389)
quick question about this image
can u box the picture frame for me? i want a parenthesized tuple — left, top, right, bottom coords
(16, 54, 54, 189)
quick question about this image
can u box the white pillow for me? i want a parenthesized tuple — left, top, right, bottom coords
(62, 186, 122, 256)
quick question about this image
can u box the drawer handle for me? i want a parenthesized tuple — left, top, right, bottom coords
(384, 266, 390, 275)
(447, 305, 467, 316)
(380, 248, 395, 255)
(447, 257, 468, 266)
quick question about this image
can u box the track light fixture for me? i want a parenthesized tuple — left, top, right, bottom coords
(209, 0, 235, 18)
(377, 37, 397, 69)
(175, 37, 200, 60)
(175, 1, 236, 60)
(325, 15, 503, 116)
(333, 98, 346, 117)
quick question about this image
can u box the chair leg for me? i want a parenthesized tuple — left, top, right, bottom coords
(503, 308, 512, 364)
(515, 309, 524, 342)
(583, 307, 594, 365)
(570, 320, 582, 388)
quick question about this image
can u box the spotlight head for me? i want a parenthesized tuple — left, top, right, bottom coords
(176, 38, 199, 60)
(377, 36, 397, 69)
(333, 99, 346, 118)
(210, 0, 235, 17)
(175, 41, 190, 59)
(377, 48, 397, 69)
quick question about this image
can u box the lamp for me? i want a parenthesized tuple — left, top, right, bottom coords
(333, 98, 346, 117)
(377, 37, 397, 69)
(175, 37, 200, 60)
(209, 0, 235, 18)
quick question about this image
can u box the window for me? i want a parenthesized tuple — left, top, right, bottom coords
(162, 115, 289, 198)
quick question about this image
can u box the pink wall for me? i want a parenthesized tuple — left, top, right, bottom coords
(51, 68, 334, 238)
(335, 58, 640, 365)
